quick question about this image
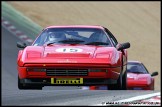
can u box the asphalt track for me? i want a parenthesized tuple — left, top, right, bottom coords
(1, 27, 160, 106)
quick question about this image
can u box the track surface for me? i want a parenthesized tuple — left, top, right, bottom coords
(2, 27, 160, 106)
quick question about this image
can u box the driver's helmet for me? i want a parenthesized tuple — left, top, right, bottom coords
(48, 32, 66, 42)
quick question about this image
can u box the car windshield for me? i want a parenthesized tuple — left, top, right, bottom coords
(127, 62, 148, 74)
(32, 28, 112, 46)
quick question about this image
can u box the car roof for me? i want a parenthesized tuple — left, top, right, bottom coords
(45, 25, 105, 30)
(127, 60, 142, 64)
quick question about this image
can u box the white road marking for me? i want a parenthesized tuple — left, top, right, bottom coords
(19, 35, 28, 39)
(26, 39, 33, 43)
(3, 21, 10, 25)
(8, 26, 16, 30)
(116, 92, 160, 102)
(1, 17, 33, 44)
(15, 30, 22, 34)
(96, 92, 160, 106)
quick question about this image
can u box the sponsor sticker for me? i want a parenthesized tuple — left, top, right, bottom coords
(56, 48, 83, 53)
(51, 78, 83, 84)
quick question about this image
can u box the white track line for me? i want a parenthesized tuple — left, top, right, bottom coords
(116, 92, 160, 102)
(96, 92, 160, 106)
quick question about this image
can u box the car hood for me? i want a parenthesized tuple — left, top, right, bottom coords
(44, 45, 99, 58)
(20, 44, 121, 66)
(127, 73, 151, 80)
(25, 44, 118, 58)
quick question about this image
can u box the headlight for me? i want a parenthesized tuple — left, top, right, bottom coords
(27, 53, 41, 58)
(96, 54, 111, 58)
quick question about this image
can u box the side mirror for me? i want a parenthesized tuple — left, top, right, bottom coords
(117, 42, 130, 51)
(17, 42, 27, 48)
(151, 71, 158, 77)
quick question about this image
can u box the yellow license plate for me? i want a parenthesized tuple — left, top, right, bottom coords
(51, 78, 83, 84)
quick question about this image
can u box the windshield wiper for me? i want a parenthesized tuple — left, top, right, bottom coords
(46, 39, 85, 45)
(58, 39, 85, 44)
(85, 42, 109, 46)
(46, 42, 56, 46)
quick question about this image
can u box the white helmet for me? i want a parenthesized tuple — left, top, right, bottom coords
(48, 32, 66, 41)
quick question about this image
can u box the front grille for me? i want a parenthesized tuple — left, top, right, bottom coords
(46, 69, 88, 76)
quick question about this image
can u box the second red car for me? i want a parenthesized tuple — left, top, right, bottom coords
(127, 61, 158, 90)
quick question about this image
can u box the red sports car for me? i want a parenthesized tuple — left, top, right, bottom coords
(127, 61, 158, 90)
(17, 25, 130, 90)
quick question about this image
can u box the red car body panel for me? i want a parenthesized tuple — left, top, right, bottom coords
(127, 73, 154, 90)
(18, 45, 122, 78)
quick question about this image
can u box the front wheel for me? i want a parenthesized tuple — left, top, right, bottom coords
(18, 76, 42, 90)
(122, 71, 127, 90)
(107, 73, 122, 90)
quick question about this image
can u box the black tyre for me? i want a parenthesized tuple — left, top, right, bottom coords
(122, 71, 127, 90)
(108, 73, 122, 90)
(18, 76, 42, 90)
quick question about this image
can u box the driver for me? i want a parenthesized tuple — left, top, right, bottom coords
(48, 32, 66, 42)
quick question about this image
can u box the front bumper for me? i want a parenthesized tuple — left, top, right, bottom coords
(20, 78, 117, 86)
(127, 80, 152, 90)
(18, 66, 120, 79)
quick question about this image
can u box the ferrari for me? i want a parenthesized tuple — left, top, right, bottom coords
(17, 25, 130, 90)
(127, 61, 158, 90)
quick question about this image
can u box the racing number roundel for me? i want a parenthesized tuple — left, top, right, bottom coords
(56, 48, 83, 53)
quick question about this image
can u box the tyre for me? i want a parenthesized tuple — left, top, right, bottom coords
(18, 76, 42, 90)
(107, 73, 122, 90)
(122, 71, 127, 90)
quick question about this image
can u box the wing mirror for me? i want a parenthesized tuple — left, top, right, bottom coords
(151, 71, 158, 77)
(117, 42, 130, 51)
(17, 42, 27, 48)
